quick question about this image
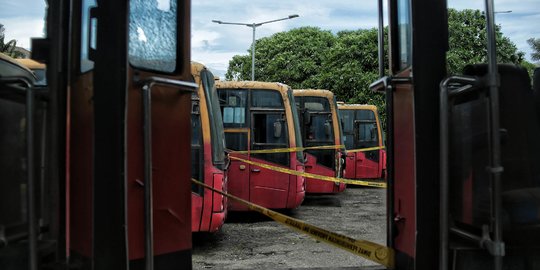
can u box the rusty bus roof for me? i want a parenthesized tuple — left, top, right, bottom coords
(0, 53, 37, 80)
(292, 89, 335, 99)
(190, 61, 206, 76)
(215, 80, 290, 93)
(337, 103, 378, 112)
(15, 58, 46, 70)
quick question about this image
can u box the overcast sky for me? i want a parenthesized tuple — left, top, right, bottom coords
(1, 0, 538, 77)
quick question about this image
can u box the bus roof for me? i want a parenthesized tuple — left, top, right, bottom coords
(0, 53, 37, 81)
(337, 103, 378, 112)
(215, 80, 290, 93)
(293, 89, 335, 100)
(190, 61, 207, 76)
(15, 58, 46, 70)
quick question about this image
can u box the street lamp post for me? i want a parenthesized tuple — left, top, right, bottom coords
(212, 14, 299, 81)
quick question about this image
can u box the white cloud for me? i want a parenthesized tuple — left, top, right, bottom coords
(191, 29, 222, 50)
(1, 17, 45, 50)
(191, 50, 245, 79)
(2, 0, 538, 69)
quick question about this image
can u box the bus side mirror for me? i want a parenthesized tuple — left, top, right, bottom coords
(274, 121, 283, 138)
(353, 121, 360, 142)
(324, 121, 332, 137)
(371, 127, 377, 141)
(303, 110, 311, 125)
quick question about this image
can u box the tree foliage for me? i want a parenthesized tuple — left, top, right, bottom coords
(0, 24, 24, 58)
(447, 9, 526, 74)
(528, 38, 540, 62)
(225, 9, 530, 126)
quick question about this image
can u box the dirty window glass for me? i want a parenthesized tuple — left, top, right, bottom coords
(129, 0, 177, 73)
(251, 90, 283, 108)
(218, 89, 248, 128)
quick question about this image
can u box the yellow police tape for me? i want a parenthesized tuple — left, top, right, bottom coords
(191, 179, 395, 269)
(230, 144, 346, 155)
(228, 156, 387, 188)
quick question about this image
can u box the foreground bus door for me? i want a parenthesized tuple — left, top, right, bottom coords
(371, 0, 447, 268)
(67, 0, 194, 268)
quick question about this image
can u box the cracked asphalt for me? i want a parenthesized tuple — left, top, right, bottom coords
(192, 186, 386, 269)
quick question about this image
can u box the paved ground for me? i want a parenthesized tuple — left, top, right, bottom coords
(192, 186, 387, 269)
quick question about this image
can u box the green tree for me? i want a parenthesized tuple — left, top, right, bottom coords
(0, 24, 24, 58)
(527, 38, 540, 62)
(225, 9, 530, 126)
(225, 26, 335, 87)
(447, 9, 527, 74)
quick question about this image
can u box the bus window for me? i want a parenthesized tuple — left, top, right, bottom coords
(220, 89, 248, 127)
(191, 94, 204, 196)
(397, 0, 412, 70)
(340, 109, 355, 150)
(251, 90, 289, 166)
(128, 0, 178, 73)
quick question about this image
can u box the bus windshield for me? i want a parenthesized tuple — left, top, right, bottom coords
(341, 109, 378, 149)
(296, 95, 336, 169)
(297, 96, 334, 144)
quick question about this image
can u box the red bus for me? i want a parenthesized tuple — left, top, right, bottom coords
(338, 104, 386, 180)
(293, 89, 346, 194)
(190, 62, 228, 232)
(216, 81, 305, 211)
(0, 0, 195, 268)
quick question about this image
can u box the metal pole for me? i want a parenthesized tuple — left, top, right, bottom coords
(439, 80, 449, 270)
(484, 0, 504, 269)
(27, 87, 38, 270)
(251, 25, 256, 81)
(377, 0, 385, 77)
(142, 85, 154, 270)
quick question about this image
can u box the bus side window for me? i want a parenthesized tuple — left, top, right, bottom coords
(128, 0, 178, 73)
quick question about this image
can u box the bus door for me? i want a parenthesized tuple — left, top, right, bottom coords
(370, 0, 447, 267)
(249, 90, 290, 209)
(66, 0, 195, 267)
(219, 89, 251, 210)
